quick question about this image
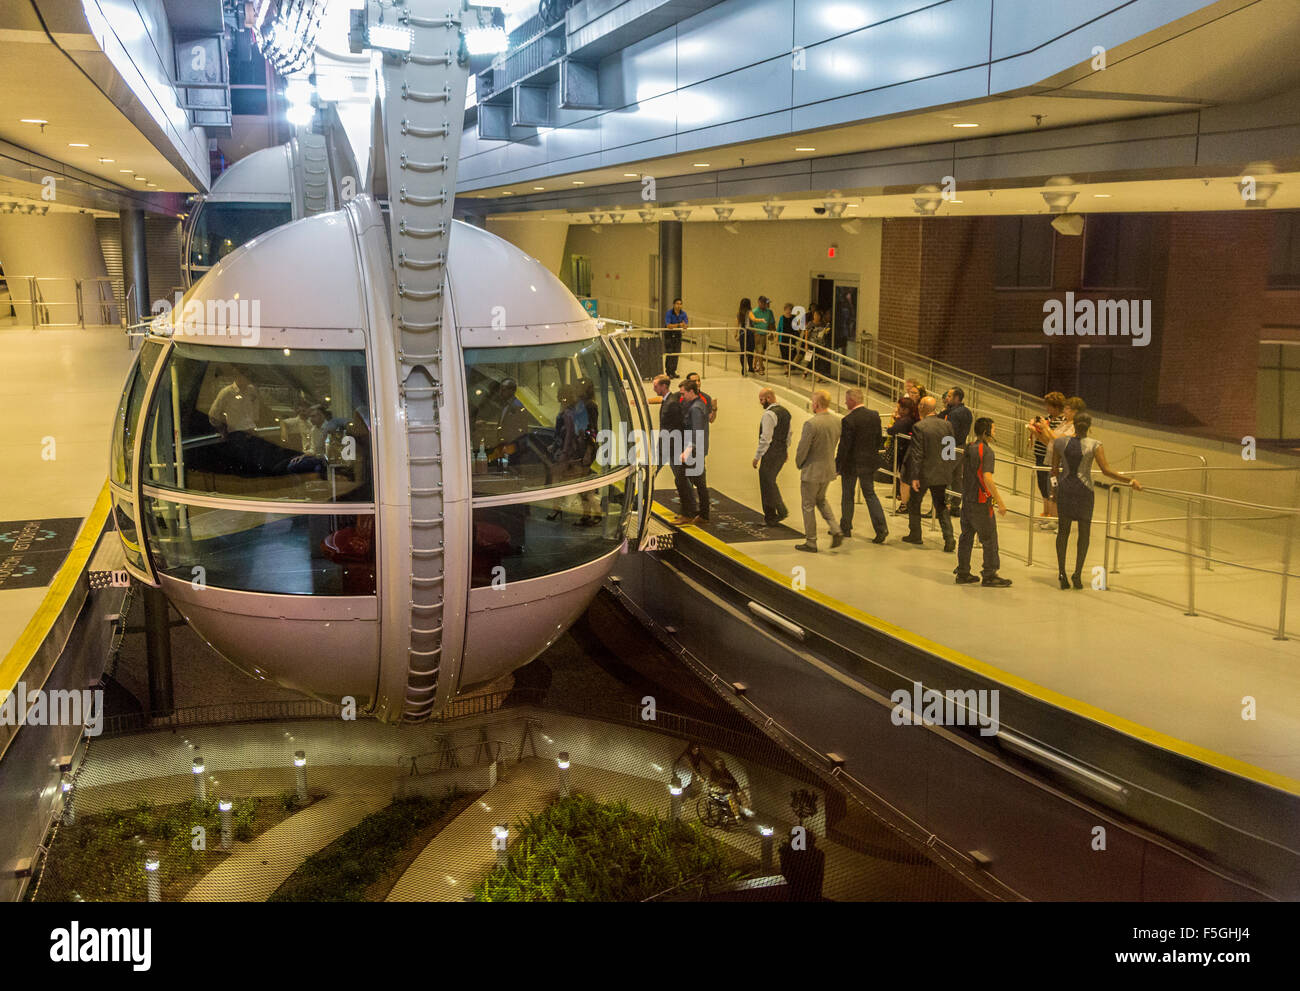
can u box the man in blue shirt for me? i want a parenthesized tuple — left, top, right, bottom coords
(664, 297, 689, 378)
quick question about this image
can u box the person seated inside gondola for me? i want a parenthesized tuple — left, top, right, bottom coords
(206, 366, 337, 478)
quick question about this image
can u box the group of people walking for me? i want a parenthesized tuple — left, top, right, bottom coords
(743, 378, 1141, 590)
(650, 371, 716, 524)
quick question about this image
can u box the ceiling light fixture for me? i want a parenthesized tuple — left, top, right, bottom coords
(691, 163, 709, 168)
(1092, 193, 1111, 198)
(98, 158, 114, 163)
(795, 147, 815, 152)
(20, 118, 48, 125)
(913, 184, 943, 216)
(607, 212, 624, 224)
(762, 203, 784, 220)
(672, 208, 692, 221)
(572, 180, 585, 185)
(823, 201, 848, 219)
(713, 207, 734, 222)
(533, 186, 545, 190)
(952, 123, 979, 128)
(68, 142, 89, 148)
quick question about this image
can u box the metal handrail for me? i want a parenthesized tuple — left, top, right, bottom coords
(1, 275, 121, 328)
(628, 320, 1300, 637)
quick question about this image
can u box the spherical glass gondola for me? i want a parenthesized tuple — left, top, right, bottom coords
(111, 196, 652, 720)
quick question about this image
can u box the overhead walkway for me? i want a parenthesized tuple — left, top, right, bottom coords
(608, 328, 1300, 900)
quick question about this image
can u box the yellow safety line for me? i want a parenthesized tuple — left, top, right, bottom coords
(0, 482, 112, 701)
(652, 504, 1300, 797)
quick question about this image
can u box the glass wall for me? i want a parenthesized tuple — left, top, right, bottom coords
(470, 478, 631, 587)
(110, 340, 164, 487)
(463, 337, 633, 498)
(141, 496, 375, 596)
(143, 343, 372, 503)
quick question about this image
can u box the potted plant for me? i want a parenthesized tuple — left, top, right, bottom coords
(778, 788, 825, 901)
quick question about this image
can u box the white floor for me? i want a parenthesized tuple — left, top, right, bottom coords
(0, 326, 136, 660)
(671, 368, 1300, 786)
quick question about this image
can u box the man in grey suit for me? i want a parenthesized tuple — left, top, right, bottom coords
(794, 390, 844, 552)
(903, 395, 956, 551)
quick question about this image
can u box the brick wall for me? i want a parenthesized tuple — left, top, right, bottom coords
(918, 216, 995, 377)
(1158, 212, 1274, 440)
(878, 218, 921, 351)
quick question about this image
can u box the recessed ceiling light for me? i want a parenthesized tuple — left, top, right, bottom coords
(533, 186, 545, 190)
(146, 183, 158, 188)
(952, 123, 979, 128)
(98, 158, 114, 163)
(501, 191, 514, 196)
(134, 176, 148, 182)
(572, 180, 584, 185)
(692, 163, 709, 167)
(948, 199, 964, 204)
(119, 169, 134, 174)
(795, 147, 815, 152)
(1092, 193, 1111, 198)
(623, 173, 638, 177)
(20, 118, 48, 125)
(68, 142, 90, 147)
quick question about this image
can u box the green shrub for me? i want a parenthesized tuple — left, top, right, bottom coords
(476, 794, 739, 902)
(269, 791, 462, 902)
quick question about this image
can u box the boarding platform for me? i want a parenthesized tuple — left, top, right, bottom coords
(610, 343, 1300, 901)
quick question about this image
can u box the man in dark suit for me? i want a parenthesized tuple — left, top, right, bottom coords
(903, 396, 956, 551)
(837, 388, 888, 543)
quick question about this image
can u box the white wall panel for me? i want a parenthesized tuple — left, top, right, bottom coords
(792, 0, 941, 49)
(675, 0, 795, 89)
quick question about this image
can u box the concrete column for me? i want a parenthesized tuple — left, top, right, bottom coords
(657, 220, 682, 318)
(119, 208, 150, 326)
(143, 586, 174, 716)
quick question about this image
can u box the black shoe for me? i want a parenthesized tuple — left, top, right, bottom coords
(954, 573, 981, 585)
(872, 533, 887, 544)
(901, 534, 923, 545)
(943, 540, 956, 553)
(831, 533, 844, 548)
(764, 518, 781, 527)
(1058, 573, 1070, 590)
(1071, 574, 1084, 590)
(840, 528, 852, 539)
(982, 575, 1013, 588)
(795, 543, 817, 553)
(777, 510, 789, 521)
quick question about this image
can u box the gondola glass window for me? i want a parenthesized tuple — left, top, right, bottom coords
(188, 202, 292, 269)
(142, 343, 373, 503)
(463, 337, 633, 498)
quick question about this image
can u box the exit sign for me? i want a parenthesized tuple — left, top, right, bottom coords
(828, 244, 837, 258)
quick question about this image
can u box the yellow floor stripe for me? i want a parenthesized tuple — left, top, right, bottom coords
(0, 482, 112, 701)
(652, 505, 1300, 797)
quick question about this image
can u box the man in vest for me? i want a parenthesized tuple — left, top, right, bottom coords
(954, 416, 1012, 587)
(752, 387, 790, 526)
